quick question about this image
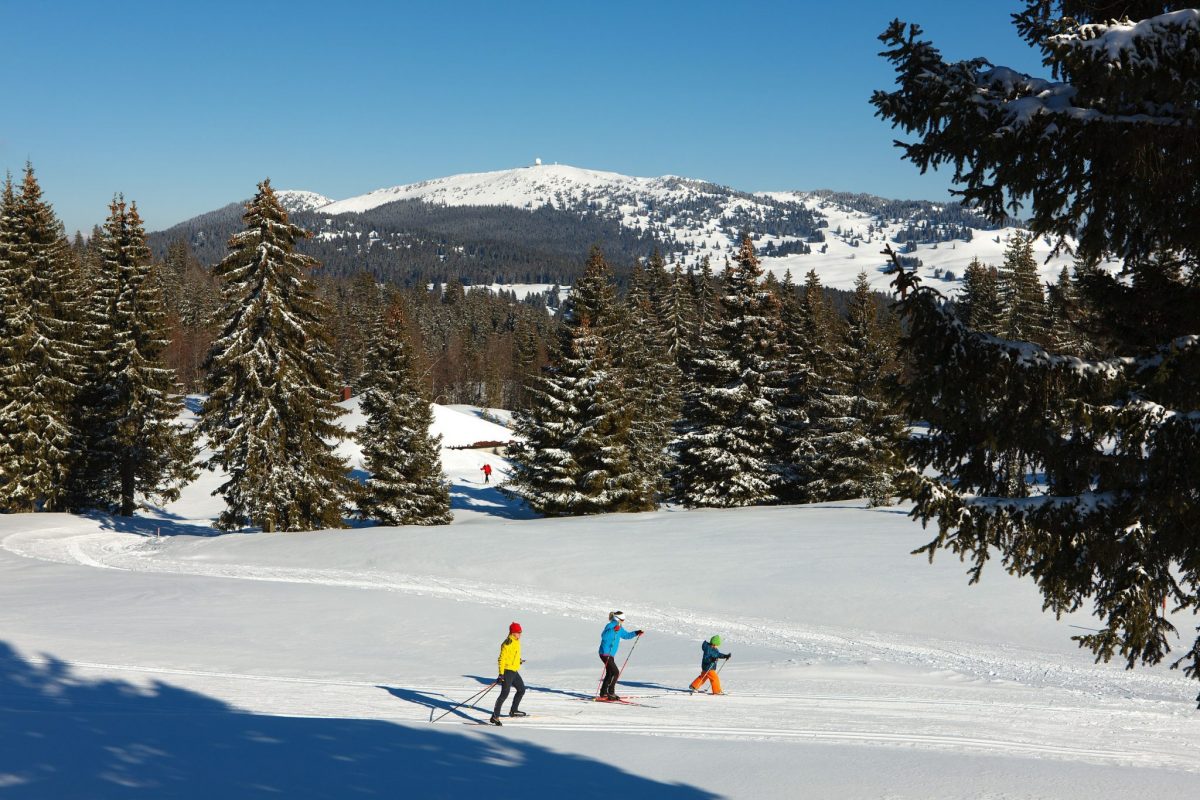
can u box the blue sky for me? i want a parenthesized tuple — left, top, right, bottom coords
(2, 1, 1044, 235)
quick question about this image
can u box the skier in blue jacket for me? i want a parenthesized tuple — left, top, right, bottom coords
(597, 610, 642, 701)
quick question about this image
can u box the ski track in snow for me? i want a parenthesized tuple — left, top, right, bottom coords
(6, 524, 1200, 772)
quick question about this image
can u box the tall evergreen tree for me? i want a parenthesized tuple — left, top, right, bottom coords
(674, 236, 783, 507)
(0, 166, 80, 512)
(199, 180, 353, 532)
(622, 258, 682, 505)
(874, 1, 1200, 699)
(73, 199, 194, 515)
(357, 296, 451, 525)
(804, 273, 904, 505)
(505, 248, 642, 515)
(1000, 232, 1049, 344)
(771, 270, 819, 503)
(958, 257, 1003, 334)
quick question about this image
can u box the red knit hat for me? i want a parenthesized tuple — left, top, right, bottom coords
(509, 622, 522, 634)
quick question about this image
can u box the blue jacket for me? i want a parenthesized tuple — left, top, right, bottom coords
(598, 620, 637, 656)
(700, 640, 727, 672)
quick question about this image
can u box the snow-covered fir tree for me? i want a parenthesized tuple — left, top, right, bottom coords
(999, 232, 1049, 345)
(505, 248, 643, 515)
(660, 260, 697, 373)
(199, 180, 354, 532)
(674, 236, 783, 507)
(356, 294, 451, 526)
(70, 198, 194, 516)
(0, 166, 81, 512)
(621, 260, 682, 504)
(874, 0, 1200, 699)
(802, 272, 904, 506)
(771, 270, 823, 503)
(957, 257, 1003, 335)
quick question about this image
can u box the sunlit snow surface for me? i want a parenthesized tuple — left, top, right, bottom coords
(2, 400, 1198, 798)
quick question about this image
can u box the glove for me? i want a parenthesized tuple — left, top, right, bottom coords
(635, 630, 644, 636)
(722, 653, 731, 659)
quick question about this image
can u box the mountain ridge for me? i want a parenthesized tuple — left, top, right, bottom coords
(150, 162, 1078, 292)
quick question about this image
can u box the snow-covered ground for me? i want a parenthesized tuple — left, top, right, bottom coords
(2, 402, 1198, 798)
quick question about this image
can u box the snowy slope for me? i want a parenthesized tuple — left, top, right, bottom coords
(3, 405, 1197, 798)
(758, 191, 1080, 291)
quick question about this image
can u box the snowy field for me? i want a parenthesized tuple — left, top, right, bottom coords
(2, 402, 1199, 799)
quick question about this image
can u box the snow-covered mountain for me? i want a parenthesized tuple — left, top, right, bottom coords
(275, 189, 335, 214)
(154, 163, 1085, 292)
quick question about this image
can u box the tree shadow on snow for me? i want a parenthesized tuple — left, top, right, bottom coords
(449, 482, 538, 521)
(0, 641, 717, 800)
(83, 510, 219, 539)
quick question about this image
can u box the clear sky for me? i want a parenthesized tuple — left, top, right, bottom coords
(2, 1, 1045, 235)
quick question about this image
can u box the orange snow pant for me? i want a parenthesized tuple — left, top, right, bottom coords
(689, 669, 722, 694)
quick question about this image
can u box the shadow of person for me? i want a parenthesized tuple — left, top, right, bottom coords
(0, 641, 719, 799)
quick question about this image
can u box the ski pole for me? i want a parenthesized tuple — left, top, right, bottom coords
(430, 679, 499, 723)
(615, 635, 640, 685)
(716, 653, 731, 675)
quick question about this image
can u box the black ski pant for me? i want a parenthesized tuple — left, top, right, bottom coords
(493, 670, 524, 716)
(599, 654, 620, 697)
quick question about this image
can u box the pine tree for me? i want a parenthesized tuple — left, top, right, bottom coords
(73, 199, 195, 515)
(958, 257, 1003, 334)
(804, 273, 904, 505)
(1046, 264, 1088, 355)
(199, 180, 353, 532)
(357, 297, 451, 525)
(0, 166, 80, 512)
(505, 248, 641, 515)
(874, 1, 1200, 699)
(660, 261, 697, 372)
(622, 258, 682, 505)
(1000, 232, 1049, 344)
(771, 270, 820, 503)
(674, 236, 782, 507)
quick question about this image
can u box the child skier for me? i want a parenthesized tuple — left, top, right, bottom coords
(597, 611, 643, 701)
(490, 622, 525, 725)
(688, 635, 730, 694)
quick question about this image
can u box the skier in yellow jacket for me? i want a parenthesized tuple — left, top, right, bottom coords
(490, 622, 525, 725)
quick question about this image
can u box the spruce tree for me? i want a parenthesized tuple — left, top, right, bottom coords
(505, 248, 641, 515)
(199, 180, 353, 532)
(804, 273, 904, 505)
(622, 258, 682, 505)
(357, 296, 451, 525)
(674, 236, 782, 507)
(0, 166, 80, 512)
(958, 258, 1003, 334)
(771, 270, 819, 503)
(73, 198, 194, 515)
(1000, 232, 1049, 345)
(874, 1, 1200, 699)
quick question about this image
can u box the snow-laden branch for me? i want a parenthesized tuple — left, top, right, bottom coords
(1050, 8, 1200, 64)
(976, 67, 1186, 128)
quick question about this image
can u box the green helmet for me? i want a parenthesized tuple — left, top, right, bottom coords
(709, 635, 722, 646)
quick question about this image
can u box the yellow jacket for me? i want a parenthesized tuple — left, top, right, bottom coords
(498, 635, 522, 674)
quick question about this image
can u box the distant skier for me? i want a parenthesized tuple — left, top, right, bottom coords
(490, 621, 526, 726)
(597, 611, 642, 701)
(688, 635, 730, 695)
(480, 463, 493, 483)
